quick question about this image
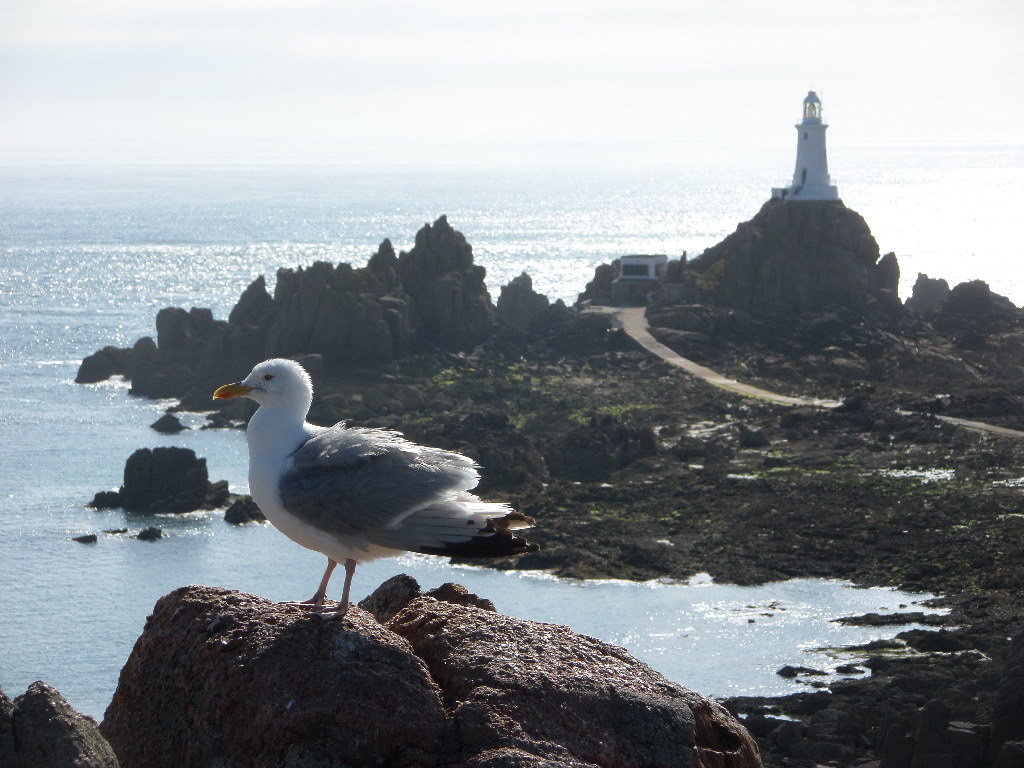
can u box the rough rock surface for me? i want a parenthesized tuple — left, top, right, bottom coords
(75, 345, 132, 384)
(905, 272, 951, 317)
(101, 585, 447, 768)
(222, 495, 266, 524)
(76, 216, 496, 403)
(686, 199, 901, 320)
(0, 681, 118, 768)
(497, 272, 551, 332)
(390, 596, 761, 768)
(89, 446, 229, 514)
(934, 279, 1024, 339)
(100, 584, 761, 768)
(398, 214, 496, 351)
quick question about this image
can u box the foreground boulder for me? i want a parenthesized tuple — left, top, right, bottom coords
(101, 583, 760, 768)
(1, 681, 118, 768)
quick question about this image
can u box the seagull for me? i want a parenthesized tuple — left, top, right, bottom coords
(213, 358, 538, 618)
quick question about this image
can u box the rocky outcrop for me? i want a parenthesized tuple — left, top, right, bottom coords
(89, 447, 229, 514)
(498, 272, 551, 332)
(905, 272, 951, 317)
(75, 345, 133, 384)
(222, 495, 266, 524)
(933, 279, 1024, 338)
(150, 413, 186, 433)
(578, 260, 621, 305)
(906, 275, 1023, 341)
(398, 215, 496, 351)
(100, 583, 761, 768)
(1, 681, 118, 768)
(76, 216, 498, 401)
(686, 199, 901, 321)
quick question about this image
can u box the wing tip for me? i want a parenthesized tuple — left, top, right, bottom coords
(417, 509, 540, 558)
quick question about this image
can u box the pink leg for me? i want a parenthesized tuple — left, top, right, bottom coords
(330, 559, 358, 619)
(283, 558, 336, 609)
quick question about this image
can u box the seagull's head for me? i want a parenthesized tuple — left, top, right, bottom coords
(213, 358, 314, 416)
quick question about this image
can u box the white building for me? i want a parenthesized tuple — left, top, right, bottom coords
(611, 254, 668, 304)
(771, 91, 840, 202)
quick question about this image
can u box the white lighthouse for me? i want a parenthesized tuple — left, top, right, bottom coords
(771, 91, 839, 202)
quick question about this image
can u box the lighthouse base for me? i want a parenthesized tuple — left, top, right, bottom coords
(772, 184, 839, 202)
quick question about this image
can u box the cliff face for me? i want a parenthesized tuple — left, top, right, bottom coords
(100, 582, 761, 768)
(688, 200, 901, 320)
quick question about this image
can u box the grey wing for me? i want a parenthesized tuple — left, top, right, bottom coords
(278, 424, 480, 538)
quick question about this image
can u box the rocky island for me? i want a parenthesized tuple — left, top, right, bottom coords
(39, 205, 1024, 767)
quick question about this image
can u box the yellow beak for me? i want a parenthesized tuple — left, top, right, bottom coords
(213, 382, 255, 400)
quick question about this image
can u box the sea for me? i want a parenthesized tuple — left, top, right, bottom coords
(2, 140, 1021, 719)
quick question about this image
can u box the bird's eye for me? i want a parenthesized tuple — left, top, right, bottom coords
(263, 374, 274, 381)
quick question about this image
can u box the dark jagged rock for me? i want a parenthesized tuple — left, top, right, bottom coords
(934, 279, 1024, 339)
(577, 260, 620, 304)
(223, 496, 265, 524)
(0, 681, 118, 768)
(264, 260, 402, 367)
(75, 345, 132, 384)
(497, 272, 550, 332)
(89, 490, 121, 509)
(687, 199, 902, 320)
(227, 273, 274, 327)
(77, 217, 498, 401)
(905, 272, 951, 317)
(100, 584, 761, 768)
(136, 526, 162, 541)
(89, 447, 229, 514)
(150, 413, 186, 433)
(397, 215, 496, 352)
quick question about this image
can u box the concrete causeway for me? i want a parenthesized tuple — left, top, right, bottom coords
(596, 304, 1024, 439)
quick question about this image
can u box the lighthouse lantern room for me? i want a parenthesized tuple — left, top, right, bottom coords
(771, 91, 839, 202)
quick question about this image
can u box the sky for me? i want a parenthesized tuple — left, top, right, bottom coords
(1, 0, 1022, 168)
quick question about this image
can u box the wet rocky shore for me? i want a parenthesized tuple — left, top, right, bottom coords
(57, 207, 1024, 767)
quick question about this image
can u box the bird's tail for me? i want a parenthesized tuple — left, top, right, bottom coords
(381, 499, 539, 557)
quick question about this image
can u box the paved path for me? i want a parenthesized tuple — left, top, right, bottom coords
(597, 305, 1024, 438)
(607, 306, 841, 407)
